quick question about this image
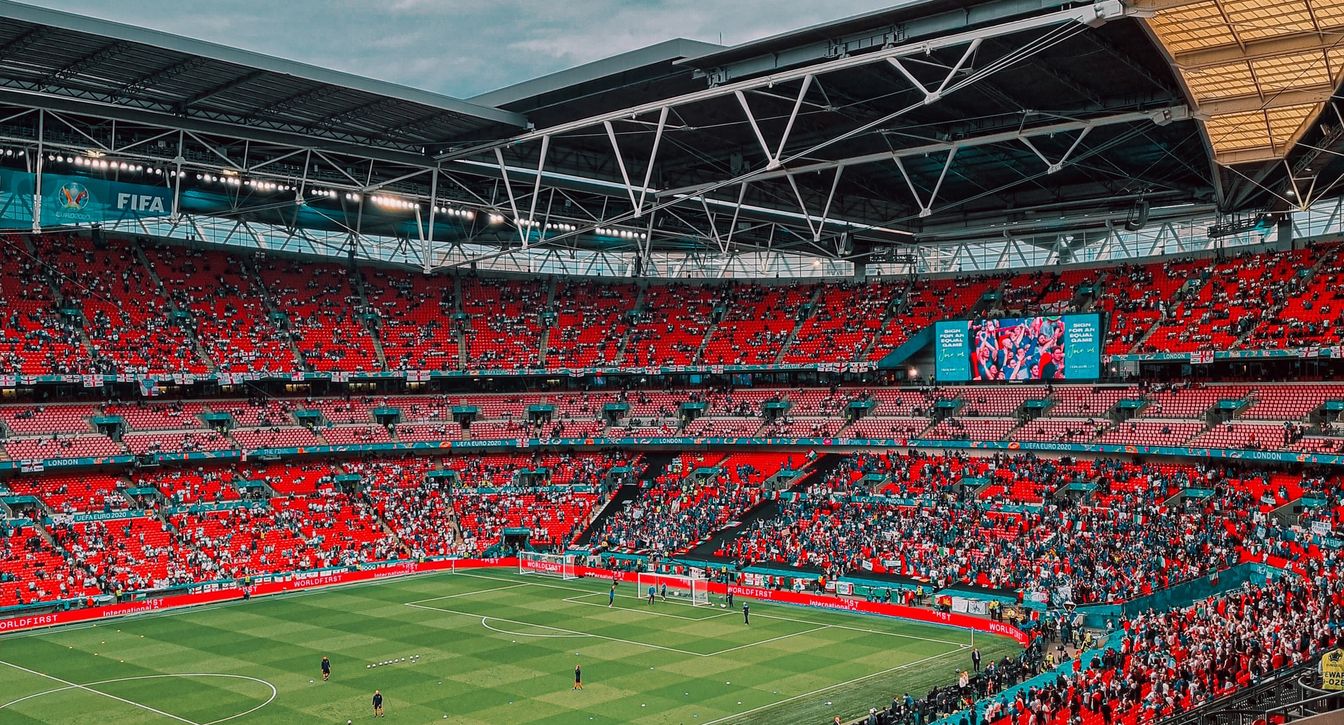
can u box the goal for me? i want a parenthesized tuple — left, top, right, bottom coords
(518, 552, 576, 579)
(633, 572, 710, 606)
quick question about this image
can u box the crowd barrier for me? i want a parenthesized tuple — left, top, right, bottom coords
(0, 559, 1030, 647)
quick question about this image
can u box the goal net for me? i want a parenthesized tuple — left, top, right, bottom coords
(633, 572, 710, 606)
(518, 552, 576, 579)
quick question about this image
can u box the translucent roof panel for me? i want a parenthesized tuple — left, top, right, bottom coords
(1147, 0, 1344, 164)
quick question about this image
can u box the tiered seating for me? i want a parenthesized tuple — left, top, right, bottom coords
(133, 467, 241, 505)
(1, 526, 101, 605)
(920, 417, 1017, 441)
(1094, 420, 1204, 447)
(3, 434, 124, 461)
(546, 280, 634, 368)
(1139, 251, 1312, 353)
(320, 425, 393, 445)
(392, 423, 465, 442)
(103, 402, 208, 430)
(360, 267, 458, 370)
(944, 385, 1045, 416)
(69, 516, 200, 592)
(228, 427, 323, 450)
(868, 277, 999, 359)
(682, 417, 762, 437)
(144, 243, 296, 373)
(0, 233, 92, 375)
(1008, 418, 1101, 444)
(595, 452, 788, 555)
(460, 277, 546, 369)
(1044, 385, 1139, 417)
(1099, 259, 1205, 355)
(40, 236, 206, 375)
(5, 472, 127, 512)
(123, 431, 233, 455)
(1035, 268, 1092, 311)
(1188, 421, 1293, 450)
(1138, 384, 1252, 418)
(1240, 242, 1344, 349)
(257, 259, 378, 372)
(357, 457, 456, 557)
(1240, 383, 1344, 420)
(700, 284, 811, 365)
(212, 398, 299, 427)
(624, 285, 727, 366)
(844, 416, 931, 439)
(783, 282, 894, 363)
(0, 404, 97, 435)
(759, 416, 845, 437)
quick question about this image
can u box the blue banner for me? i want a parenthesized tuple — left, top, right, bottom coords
(0, 168, 173, 229)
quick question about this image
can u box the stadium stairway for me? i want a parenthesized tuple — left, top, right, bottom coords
(611, 285, 645, 366)
(574, 452, 675, 547)
(683, 452, 845, 562)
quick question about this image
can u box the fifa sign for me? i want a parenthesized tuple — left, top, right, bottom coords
(0, 168, 173, 229)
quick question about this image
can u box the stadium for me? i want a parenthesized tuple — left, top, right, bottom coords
(0, 0, 1343, 722)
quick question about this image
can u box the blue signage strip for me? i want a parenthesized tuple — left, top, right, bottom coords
(0, 168, 173, 229)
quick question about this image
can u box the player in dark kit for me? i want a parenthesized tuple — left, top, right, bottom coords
(573, 663, 583, 690)
(372, 689, 384, 717)
(320, 656, 330, 681)
(743, 602, 750, 624)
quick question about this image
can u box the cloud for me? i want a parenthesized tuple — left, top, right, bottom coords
(18, 0, 901, 98)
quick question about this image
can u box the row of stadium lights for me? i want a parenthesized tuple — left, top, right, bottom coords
(33, 152, 641, 236)
(2, 149, 26, 157)
(596, 227, 648, 240)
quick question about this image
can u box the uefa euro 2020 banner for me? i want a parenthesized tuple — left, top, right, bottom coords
(0, 167, 173, 229)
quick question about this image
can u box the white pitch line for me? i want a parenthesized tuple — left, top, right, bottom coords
(404, 601, 709, 657)
(699, 645, 967, 725)
(0, 659, 202, 725)
(0, 673, 277, 725)
(454, 571, 971, 647)
(406, 582, 532, 605)
(478, 616, 591, 639)
(560, 593, 735, 621)
(708, 624, 833, 656)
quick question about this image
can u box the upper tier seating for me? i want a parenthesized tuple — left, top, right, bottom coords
(40, 236, 206, 375)
(460, 277, 546, 369)
(0, 233, 92, 375)
(256, 259, 378, 372)
(361, 267, 459, 371)
(144, 243, 295, 373)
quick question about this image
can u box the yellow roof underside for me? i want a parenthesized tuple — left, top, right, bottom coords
(1143, 0, 1344, 164)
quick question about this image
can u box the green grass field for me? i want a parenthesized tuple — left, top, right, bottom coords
(0, 569, 1019, 724)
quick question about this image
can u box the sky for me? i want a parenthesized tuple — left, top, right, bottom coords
(20, 0, 904, 100)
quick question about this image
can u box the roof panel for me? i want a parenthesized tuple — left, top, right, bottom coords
(1181, 61, 1256, 98)
(1265, 102, 1317, 146)
(1149, 1, 1231, 53)
(1316, 0, 1344, 27)
(1223, 0, 1316, 41)
(1250, 50, 1332, 91)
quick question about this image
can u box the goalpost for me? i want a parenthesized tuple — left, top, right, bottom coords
(633, 571, 711, 606)
(518, 551, 577, 580)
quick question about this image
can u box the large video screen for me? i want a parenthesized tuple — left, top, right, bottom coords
(934, 314, 1103, 382)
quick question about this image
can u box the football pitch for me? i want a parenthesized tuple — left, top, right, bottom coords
(0, 569, 1019, 724)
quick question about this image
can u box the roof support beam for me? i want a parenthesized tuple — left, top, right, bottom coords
(658, 106, 1190, 195)
(1174, 31, 1344, 68)
(1197, 87, 1334, 115)
(436, 0, 1132, 162)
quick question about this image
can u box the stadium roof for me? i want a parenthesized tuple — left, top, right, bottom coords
(0, 0, 1341, 275)
(0, 0, 525, 153)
